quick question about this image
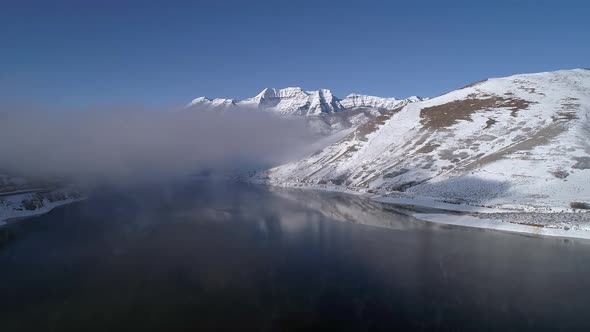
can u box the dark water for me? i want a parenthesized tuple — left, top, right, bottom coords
(1, 181, 590, 331)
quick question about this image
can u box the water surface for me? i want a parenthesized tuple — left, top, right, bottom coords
(1, 181, 589, 331)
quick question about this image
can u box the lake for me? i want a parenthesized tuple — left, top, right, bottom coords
(1, 181, 589, 331)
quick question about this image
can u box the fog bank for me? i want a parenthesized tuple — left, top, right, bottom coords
(0, 106, 316, 183)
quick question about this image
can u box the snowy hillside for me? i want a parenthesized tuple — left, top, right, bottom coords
(259, 69, 590, 221)
(188, 87, 421, 116)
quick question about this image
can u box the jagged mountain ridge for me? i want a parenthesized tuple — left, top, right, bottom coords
(188, 87, 422, 116)
(260, 69, 590, 212)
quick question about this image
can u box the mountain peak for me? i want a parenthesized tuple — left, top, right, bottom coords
(190, 96, 211, 103)
(253, 88, 277, 100)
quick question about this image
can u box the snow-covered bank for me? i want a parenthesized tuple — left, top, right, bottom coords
(412, 213, 590, 240)
(374, 193, 590, 239)
(0, 190, 84, 225)
(251, 178, 590, 240)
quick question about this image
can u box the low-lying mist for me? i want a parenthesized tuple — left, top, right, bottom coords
(0, 106, 317, 184)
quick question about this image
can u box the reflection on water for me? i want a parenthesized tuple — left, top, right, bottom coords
(1, 181, 589, 331)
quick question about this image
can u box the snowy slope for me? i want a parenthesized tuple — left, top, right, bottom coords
(260, 69, 590, 215)
(188, 87, 421, 116)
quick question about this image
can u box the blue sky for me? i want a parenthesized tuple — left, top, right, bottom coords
(1, 0, 589, 109)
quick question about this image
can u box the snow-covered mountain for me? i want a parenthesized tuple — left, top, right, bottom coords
(340, 94, 422, 110)
(188, 87, 421, 116)
(258, 69, 590, 216)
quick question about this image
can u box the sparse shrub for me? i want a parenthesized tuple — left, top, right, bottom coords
(46, 192, 67, 202)
(330, 178, 345, 185)
(570, 202, 590, 210)
(551, 170, 569, 179)
(21, 196, 44, 211)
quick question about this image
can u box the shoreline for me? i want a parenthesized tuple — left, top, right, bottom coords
(0, 197, 85, 227)
(256, 180, 590, 240)
(4, 178, 590, 241)
(411, 212, 590, 240)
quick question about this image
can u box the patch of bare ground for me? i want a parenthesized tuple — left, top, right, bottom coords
(419, 95, 532, 129)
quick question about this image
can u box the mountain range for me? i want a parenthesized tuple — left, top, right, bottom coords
(188, 87, 422, 116)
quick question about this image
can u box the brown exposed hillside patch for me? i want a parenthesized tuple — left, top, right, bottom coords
(419, 95, 532, 129)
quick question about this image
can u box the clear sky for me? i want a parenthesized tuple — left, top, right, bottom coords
(1, 0, 589, 110)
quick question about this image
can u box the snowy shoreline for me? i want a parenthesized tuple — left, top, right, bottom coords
(0, 190, 85, 227)
(3, 177, 590, 240)
(410, 213, 590, 240)
(255, 180, 590, 240)
(376, 197, 590, 240)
